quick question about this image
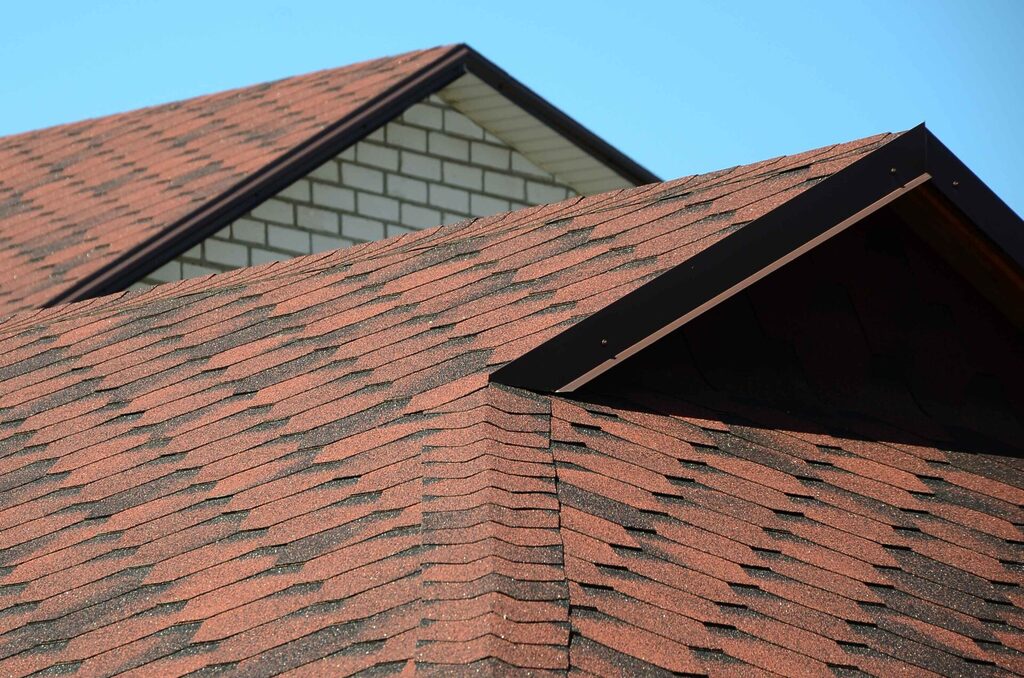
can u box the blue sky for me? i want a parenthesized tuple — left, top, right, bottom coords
(3, 1, 1021, 215)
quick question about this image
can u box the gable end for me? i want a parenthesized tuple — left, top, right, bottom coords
(491, 125, 1024, 394)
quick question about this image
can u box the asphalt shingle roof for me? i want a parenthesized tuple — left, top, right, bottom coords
(551, 392, 1024, 675)
(1, 130, 1021, 675)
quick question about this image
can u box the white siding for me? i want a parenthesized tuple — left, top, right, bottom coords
(138, 95, 577, 287)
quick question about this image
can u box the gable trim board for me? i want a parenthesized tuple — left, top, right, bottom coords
(491, 124, 1024, 393)
(44, 44, 658, 307)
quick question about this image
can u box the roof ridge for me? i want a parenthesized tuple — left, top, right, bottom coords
(0, 44, 663, 314)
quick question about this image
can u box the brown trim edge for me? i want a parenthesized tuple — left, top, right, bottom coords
(559, 173, 931, 392)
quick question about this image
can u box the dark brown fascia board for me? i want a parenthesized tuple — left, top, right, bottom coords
(46, 44, 659, 306)
(491, 124, 1024, 393)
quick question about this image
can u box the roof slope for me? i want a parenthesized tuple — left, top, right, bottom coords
(1, 132, 1021, 675)
(551, 392, 1024, 676)
(0, 46, 452, 316)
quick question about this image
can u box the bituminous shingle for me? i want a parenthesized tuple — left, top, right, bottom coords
(0, 128, 1020, 676)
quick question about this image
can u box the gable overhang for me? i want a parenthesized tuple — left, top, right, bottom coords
(491, 124, 1024, 393)
(44, 44, 658, 307)
(438, 73, 635, 195)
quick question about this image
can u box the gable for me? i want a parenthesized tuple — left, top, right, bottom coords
(134, 91, 580, 287)
(0, 46, 656, 316)
(492, 125, 1024, 396)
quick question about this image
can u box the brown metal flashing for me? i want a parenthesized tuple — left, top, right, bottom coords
(45, 44, 658, 305)
(491, 125, 1024, 394)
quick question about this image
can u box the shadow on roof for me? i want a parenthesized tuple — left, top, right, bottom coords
(578, 204, 1024, 457)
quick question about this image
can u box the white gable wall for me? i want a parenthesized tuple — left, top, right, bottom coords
(136, 94, 578, 287)
(440, 73, 635, 195)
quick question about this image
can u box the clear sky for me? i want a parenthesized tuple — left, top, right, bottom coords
(3, 1, 1021, 215)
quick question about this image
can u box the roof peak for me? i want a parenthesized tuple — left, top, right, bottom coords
(492, 124, 1023, 392)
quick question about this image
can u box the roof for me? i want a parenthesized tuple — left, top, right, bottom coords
(0, 44, 658, 318)
(549, 392, 1024, 676)
(0, 129, 1021, 675)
